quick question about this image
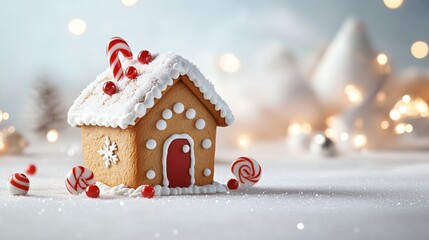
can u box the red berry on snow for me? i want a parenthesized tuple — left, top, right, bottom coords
(125, 66, 138, 79)
(26, 164, 37, 175)
(85, 185, 100, 198)
(141, 185, 155, 198)
(227, 178, 239, 190)
(137, 50, 152, 64)
(103, 81, 116, 96)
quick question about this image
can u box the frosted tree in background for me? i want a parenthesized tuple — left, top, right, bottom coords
(27, 74, 66, 137)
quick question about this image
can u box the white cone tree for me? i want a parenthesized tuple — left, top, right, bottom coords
(311, 17, 384, 116)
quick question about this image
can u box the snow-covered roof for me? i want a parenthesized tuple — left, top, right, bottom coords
(67, 53, 234, 129)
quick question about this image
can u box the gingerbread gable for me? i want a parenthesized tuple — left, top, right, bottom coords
(67, 53, 234, 129)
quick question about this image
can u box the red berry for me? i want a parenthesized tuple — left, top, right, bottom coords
(125, 66, 138, 79)
(141, 185, 155, 198)
(227, 178, 239, 190)
(26, 164, 37, 175)
(137, 50, 152, 64)
(103, 81, 116, 96)
(85, 185, 100, 198)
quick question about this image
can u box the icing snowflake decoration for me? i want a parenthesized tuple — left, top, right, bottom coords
(97, 136, 119, 168)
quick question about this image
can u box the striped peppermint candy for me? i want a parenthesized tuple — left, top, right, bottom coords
(231, 157, 262, 186)
(8, 173, 30, 195)
(107, 37, 133, 81)
(65, 166, 96, 195)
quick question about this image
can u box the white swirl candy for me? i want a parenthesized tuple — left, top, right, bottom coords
(231, 157, 262, 186)
(65, 166, 96, 195)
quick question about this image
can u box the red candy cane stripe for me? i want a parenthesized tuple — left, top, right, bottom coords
(65, 166, 96, 195)
(231, 157, 262, 186)
(107, 37, 133, 81)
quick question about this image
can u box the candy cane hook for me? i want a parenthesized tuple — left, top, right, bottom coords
(107, 37, 133, 81)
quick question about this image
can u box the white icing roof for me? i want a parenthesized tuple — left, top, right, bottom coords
(67, 53, 234, 129)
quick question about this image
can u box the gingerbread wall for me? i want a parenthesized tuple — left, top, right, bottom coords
(81, 125, 139, 187)
(80, 75, 219, 189)
(134, 76, 217, 187)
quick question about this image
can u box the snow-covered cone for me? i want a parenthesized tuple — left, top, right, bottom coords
(311, 17, 383, 116)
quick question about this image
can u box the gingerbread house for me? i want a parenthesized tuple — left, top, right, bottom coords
(68, 52, 234, 190)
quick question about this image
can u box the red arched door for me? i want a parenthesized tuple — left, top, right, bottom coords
(166, 138, 192, 187)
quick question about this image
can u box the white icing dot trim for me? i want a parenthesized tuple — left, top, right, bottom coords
(96, 181, 227, 197)
(202, 139, 212, 149)
(162, 109, 173, 120)
(173, 102, 185, 114)
(146, 170, 156, 180)
(195, 119, 206, 130)
(182, 144, 190, 153)
(156, 120, 167, 130)
(185, 108, 196, 119)
(146, 139, 157, 150)
(203, 168, 212, 177)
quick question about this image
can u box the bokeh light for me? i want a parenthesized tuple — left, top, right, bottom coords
(237, 134, 250, 149)
(344, 85, 363, 103)
(394, 123, 413, 134)
(389, 95, 429, 120)
(68, 18, 87, 35)
(2, 112, 9, 120)
(340, 132, 349, 141)
(411, 41, 428, 59)
(380, 120, 390, 129)
(219, 53, 241, 73)
(377, 53, 388, 65)
(121, 0, 138, 6)
(288, 122, 312, 135)
(353, 134, 367, 148)
(324, 128, 335, 138)
(383, 0, 403, 9)
(46, 129, 59, 143)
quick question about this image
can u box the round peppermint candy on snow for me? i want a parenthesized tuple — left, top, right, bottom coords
(8, 173, 30, 195)
(65, 166, 96, 195)
(231, 157, 262, 186)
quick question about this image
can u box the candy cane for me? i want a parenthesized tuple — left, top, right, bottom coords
(65, 166, 96, 195)
(107, 37, 133, 81)
(231, 157, 262, 186)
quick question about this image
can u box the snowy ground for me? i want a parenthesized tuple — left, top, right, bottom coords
(1, 142, 429, 240)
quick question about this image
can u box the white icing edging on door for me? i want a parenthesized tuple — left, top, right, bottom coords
(162, 133, 195, 187)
